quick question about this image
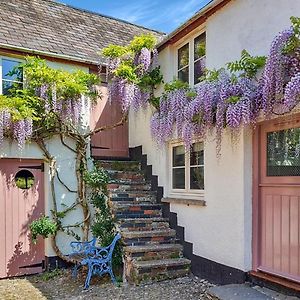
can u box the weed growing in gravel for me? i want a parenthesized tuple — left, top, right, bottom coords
(40, 269, 63, 281)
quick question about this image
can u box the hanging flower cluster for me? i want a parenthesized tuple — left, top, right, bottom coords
(0, 108, 34, 149)
(151, 71, 260, 153)
(102, 34, 163, 112)
(38, 84, 84, 124)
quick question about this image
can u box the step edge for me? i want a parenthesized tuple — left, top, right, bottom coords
(133, 258, 191, 268)
(125, 244, 183, 253)
(122, 229, 176, 237)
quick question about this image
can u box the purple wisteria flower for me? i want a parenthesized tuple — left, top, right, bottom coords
(261, 28, 294, 115)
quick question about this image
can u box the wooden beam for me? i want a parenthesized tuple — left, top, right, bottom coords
(0, 47, 103, 70)
(158, 0, 232, 51)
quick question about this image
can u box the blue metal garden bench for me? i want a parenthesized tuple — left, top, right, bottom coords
(69, 232, 121, 289)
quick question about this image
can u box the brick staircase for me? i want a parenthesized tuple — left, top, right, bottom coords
(98, 160, 191, 284)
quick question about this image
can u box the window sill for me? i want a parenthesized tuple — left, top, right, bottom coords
(162, 197, 206, 206)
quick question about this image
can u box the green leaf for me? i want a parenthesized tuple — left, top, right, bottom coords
(129, 34, 157, 53)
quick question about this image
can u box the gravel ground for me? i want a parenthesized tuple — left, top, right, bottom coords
(0, 270, 216, 300)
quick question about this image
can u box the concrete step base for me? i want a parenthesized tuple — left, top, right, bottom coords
(125, 243, 183, 261)
(127, 258, 191, 285)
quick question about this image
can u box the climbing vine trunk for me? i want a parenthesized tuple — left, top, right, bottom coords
(76, 140, 90, 241)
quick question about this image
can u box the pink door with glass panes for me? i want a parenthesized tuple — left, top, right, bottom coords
(255, 116, 300, 283)
(0, 159, 45, 278)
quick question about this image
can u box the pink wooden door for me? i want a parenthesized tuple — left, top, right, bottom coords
(0, 159, 45, 278)
(90, 85, 129, 158)
(257, 116, 300, 282)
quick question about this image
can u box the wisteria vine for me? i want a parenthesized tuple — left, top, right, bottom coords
(102, 34, 163, 112)
(0, 58, 99, 149)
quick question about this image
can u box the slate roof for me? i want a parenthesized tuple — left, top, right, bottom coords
(0, 0, 164, 65)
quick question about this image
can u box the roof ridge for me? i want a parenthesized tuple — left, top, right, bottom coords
(42, 0, 165, 35)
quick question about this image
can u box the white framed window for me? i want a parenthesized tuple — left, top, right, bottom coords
(176, 32, 206, 86)
(0, 57, 23, 95)
(177, 43, 189, 83)
(170, 142, 204, 195)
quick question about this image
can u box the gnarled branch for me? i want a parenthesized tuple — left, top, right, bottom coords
(85, 113, 128, 138)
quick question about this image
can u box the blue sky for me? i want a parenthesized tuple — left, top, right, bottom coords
(57, 0, 211, 33)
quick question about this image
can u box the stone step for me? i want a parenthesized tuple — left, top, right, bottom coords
(112, 203, 162, 219)
(128, 258, 191, 284)
(108, 183, 152, 192)
(110, 194, 156, 204)
(124, 244, 183, 261)
(109, 179, 146, 185)
(110, 191, 157, 199)
(119, 217, 170, 231)
(115, 210, 162, 220)
(118, 217, 169, 223)
(111, 203, 162, 211)
(122, 229, 176, 246)
(107, 170, 145, 183)
(110, 198, 154, 205)
(97, 160, 141, 172)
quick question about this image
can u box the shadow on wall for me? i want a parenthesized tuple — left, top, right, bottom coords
(6, 238, 44, 277)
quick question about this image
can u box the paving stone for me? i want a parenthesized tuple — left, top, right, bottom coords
(208, 284, 274, 300)
(253, 285, 299, 300)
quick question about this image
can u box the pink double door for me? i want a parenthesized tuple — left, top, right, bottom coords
(255, 116, 300, 282)
(0, 159, 45, 278)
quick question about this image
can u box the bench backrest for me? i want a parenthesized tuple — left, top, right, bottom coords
(106, 232, 121, 260)
(92, 233, 121, 261)
(70, 237, 97, 255)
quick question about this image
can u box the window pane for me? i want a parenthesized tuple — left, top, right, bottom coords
(178, 67, 189, 83)
(194, 57, 205, 85)
(2, 80, 23, 95)
(267, 127, 300, 176)
(190, 166, 204, 190)
(2, 59, 22, 81)
(173, 145, 185, 167)
(178, 43, 189, 69)
(173, 168, 185, 189)
(190, 142, 204, 166)
(194, 33, 206, 60)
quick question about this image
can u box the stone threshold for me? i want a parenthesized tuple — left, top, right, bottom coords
(162, 197, 206, 207)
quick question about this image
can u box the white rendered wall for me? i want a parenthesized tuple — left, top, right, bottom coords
(129, 0, 300, 271)
(129, 46, 173, 192)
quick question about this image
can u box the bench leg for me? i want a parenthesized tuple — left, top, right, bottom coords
(109, 267, 116, 284)
(84, 264, 93, 289)
(72, 264, 80, 278)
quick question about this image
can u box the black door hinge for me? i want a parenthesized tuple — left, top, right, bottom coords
(19, 162, 44, 172)
(19, 261, 43, 269)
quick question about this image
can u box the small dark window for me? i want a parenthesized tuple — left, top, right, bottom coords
(178, 43, 189, 83)
(2, 59, 23, 95)
(194, 33, 206, 84)
(172, 145, 186, 189)
(15, 170, 35, 189)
